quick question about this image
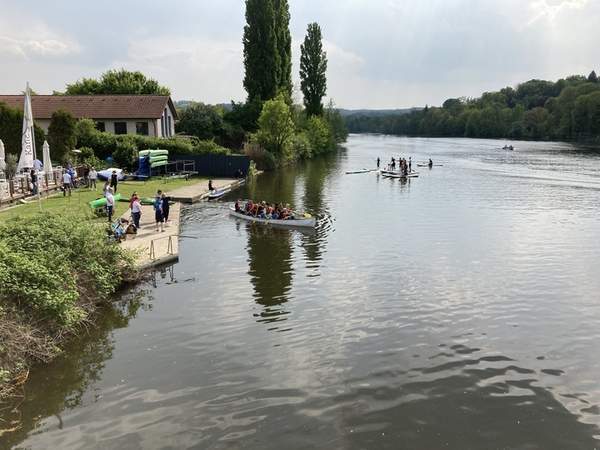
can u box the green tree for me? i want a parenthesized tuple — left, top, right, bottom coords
(256, 94, 294, 159)
(305, 115, 331, 154)
(274, 0, 292, 100)
(48, 110, 77, 162)
(243, 0, 278, 102)
(588, 70, 598, 83)
(300, 23, 328, 116)
(64, 69, 170, 95)
(0, 103, 45, 157)
(176, 103, 225, 140)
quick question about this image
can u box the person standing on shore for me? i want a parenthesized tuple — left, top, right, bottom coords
(377, 157, 380, 169)
(30, 169, 38, 196)
(130, 193, 142, 230)
(89, 167, 97, 190)
(106, 187, 115, 223)
(154, 190, 164, 232)
(408, 157, 412, 173)
(110, 170, 118, 193)
(62, 171, 72, 196)
(161, 192, 171, 225)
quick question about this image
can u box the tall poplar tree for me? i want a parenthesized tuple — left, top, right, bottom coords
(300, 23, 328, 116)
(243, 0, 278, 102)
(274, 0, 292, 100)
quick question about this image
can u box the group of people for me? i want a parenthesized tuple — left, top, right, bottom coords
(104, 188, 170, 233)
(61, 164, 99, 196)
(383, 156, 413, 175)
(234, 200, 295, 220)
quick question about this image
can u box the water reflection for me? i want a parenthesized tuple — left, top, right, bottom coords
(246, 225, 293, 326)
(0, 289, 151, 448)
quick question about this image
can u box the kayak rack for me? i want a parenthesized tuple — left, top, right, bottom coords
(149, 234, 175, 260)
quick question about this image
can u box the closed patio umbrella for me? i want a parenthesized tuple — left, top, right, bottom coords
(0, 139, 5, 174)
(16, 82, 36, 173)
(42, 140, 53, 173)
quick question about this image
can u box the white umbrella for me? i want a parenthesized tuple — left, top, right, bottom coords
(16, 82, 36, 173)
(42, 141, 53, 173)
(0, 139, 5, 174)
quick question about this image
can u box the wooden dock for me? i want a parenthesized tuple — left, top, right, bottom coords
(169, 178, 245, 203)
(120, 178, 246, 269)
(120, 202, 181, 269)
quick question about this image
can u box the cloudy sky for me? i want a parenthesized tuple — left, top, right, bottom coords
(0, 0, 597, 108)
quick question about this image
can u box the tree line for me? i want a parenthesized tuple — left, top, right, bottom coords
(345, 71, 600, 142)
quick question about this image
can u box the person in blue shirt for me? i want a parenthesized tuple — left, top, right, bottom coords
(154, 190, 164, 232)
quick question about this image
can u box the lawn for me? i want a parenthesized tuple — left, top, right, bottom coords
(0, 177, 208, 222)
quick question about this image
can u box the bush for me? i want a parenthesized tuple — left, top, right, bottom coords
(0, 214, 133, 328)
(292, 132, 312, 160)
(305, 116, 331, 155)
(112, 139, 138, 170)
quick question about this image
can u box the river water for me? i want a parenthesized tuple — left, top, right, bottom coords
(4, 135, 600, 449)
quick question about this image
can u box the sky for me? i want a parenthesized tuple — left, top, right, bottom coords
(0, 0, 598, 109)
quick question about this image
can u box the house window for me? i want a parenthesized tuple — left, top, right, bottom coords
(167, 115, 172, 137)
(136, 121, 149, 135)
(161, 116, 165, 137)
(114, 122, 127, 135)
(95, 121, 106, 132)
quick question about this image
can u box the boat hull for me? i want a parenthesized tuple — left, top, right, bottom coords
(381, 170, 419, 178)
(229, 207, 316, 228)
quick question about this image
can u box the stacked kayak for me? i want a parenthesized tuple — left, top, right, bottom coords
(139, 149, 169, 169)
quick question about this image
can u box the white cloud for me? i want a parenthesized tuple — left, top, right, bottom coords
(528, 0, 589, 25)
(0, 9, 80, 60)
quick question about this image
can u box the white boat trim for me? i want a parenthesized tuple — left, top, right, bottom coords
(229, 206, 316, 228)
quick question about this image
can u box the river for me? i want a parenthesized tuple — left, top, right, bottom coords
(4, 135, 600, 449)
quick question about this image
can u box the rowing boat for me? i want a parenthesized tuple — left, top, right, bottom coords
(345, 168, 378, 174)
(229, 206, 316, 228)
(417, 164, 443, 167)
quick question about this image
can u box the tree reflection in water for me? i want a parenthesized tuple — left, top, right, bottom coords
(0, 287, 152, 448)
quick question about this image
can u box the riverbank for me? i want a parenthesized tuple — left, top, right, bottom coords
(0, 214, 135, 400)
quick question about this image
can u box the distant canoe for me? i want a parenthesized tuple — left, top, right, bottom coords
(345, 168, 378, 174)
(229, 206, 316, 228)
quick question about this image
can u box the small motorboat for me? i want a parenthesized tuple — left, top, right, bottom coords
(229, 206, 316, 228)
(345, 168, 378, 174)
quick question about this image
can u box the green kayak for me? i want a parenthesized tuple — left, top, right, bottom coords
(89, 193, 122, 209)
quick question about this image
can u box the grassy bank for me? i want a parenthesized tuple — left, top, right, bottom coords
(0, 177, 207, 221)
(0, 213, 137, 398)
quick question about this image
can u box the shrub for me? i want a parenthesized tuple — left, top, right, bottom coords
(0, 214, 133, 328)
(305, 115, 331, 155)
(113, 139, 138, 170)
(292, 132, 312, 160)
